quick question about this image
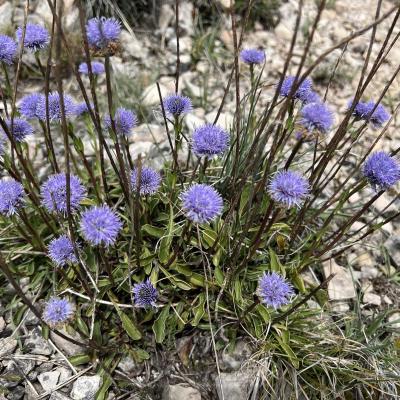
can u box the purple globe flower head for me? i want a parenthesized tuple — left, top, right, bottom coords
(133, 279, 158, 308)
(43, 297, 75, 328)
(104, 107, 137, 136)
(192, 124, 230, 158)
(303, 90, 321, 104)
(349, 99, 390, 128)
(348, 99, 370, 119)
(41, 173, 86, 214)
(75, 102, 94, 117)
(48, 235, 78, 267)
(130, 167, 162, 196)
(268, 170, 309, 208)
(3, 118, 34, 142)
(16, 24, 50, 51)
(0, 179, 25, 216)
(0, 34, 17, 65)
(279, 76, 313, 103)
(181, 184, 223, 224)
(86, 17, 121, 49)
(36, 92, 76, 122)
(163, 93, 192, 117)
(78, 61, 105, 75)
(80, 205, 122, 247)
(257, 272, 294, 309)
(240, 48, 265, 65)
(362, 151, 400, 191)
(18, 93, 44, 119)
(300, 102, 333, 134)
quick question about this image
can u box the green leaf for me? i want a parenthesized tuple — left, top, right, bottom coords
(153, 305, 170, 343)
(192, 294, 206, 326)
(275, 334, 299, 368)
(269, 248, 285, 275)
(142, 224, 165, 238)
(69, 354, 91, 366)
(159, 205, 174, 263)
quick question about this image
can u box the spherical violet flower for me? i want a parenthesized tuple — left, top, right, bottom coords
(303, 90, 321, 104)
(104, 107, 137, 136)
(48, 235, 78, 267)
(132, 279, 158, 308)
(3, 118, 34, 142)
(362, 151, 400, 191)
(240, 48, 265, 65)
(0, 179, 25, 216)
(80, 205, 122, 247)
(36, 92, 76, 122)
(43, 297, 75, 328)
(349, 99, 390, 128)
(162, 93, 192, 117)
(279, 76, 313, 103)
(192, 124, 230, 158)
(130, 167, 162, 196)
(300, 102, 334, 134)
(75, 102, 94, 117)
(268, 170, 309, 208)
(41, 173, 86, 214)
(78, 61, 105, 75)
(0, 34, 17, 65)
(181, 184, 223, 224)
(16, 24, 50, 51)
(86, 17, 121, 49)
(257, 272, 294, 309)
(19, 93, 44, 119)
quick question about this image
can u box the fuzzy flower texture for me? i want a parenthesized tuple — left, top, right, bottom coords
(36, 92, 76, 122)
(300, 102, 333, 134)
(78, 61, 105, 75)
(105, 107, 137, 136)
(0, 34, 17, 65)
(181, 184, 223, 224)
(192, 124, 230, 158)
(19, 93, 44, 119)
(133, 279, 158, 308)
(130, 167, 162, 196)
(268, 170, 309, 208)
(363, 151, 400, 191)
(16, 24, 49, 51)
(350, 99, 390, 128)
(163, 93, 192, 117)
(43, 297, 75, 328)
(258, 272, 294, 309)
(279, 76, 319, 104)
(3, 118, 34, 142)
(48, 235, 78, 267)
(80, 205, 122, 247)
(0, 179, 24, 216)
(240, 48, 265, 65)
(86, 17, 121, 49)
(41, 173, 86, 214)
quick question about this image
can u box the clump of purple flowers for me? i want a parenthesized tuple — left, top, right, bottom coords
(86, 17, 121, 49)
(300, 102, 334, 134)
(192, 124, 230, 158)
(181, 184, 223, 224)
(0, 34, 17, 65)
(163, 93, 192, 117)
(362, 151, 400, 191)
(240, 48, 265, 65)
(104, 107, 137, 136)
(78, 61, 105, 75)
(75, 102, 93, 117)
(18, 93, 44, 119)
(41, 173, 86, 214)
(130, 167, 162, 196)
(3, 118, 34, 142)
(80, 205, 122, 247)
(133, 279, 158, 308)
(16, 24, 49, 51)
(48, 236, 78, 267)
(268, 170, 309, 208)
(279, 76, 313, 103)
(0, 179, 25, 216)
(257, 272, 294, 309)
(43, 297, 75, 328)
(350, 99, 390, 128)
(36, 92, 76, 122)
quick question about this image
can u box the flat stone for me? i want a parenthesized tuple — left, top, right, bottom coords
(221, 340, 252, 371)
(163, 383, 201, 400)
(25, 328, 53, 356)
(38, 370, 61, 391)
(363, 293, 381, 306)
(0, 2, 13, 30)
(50, 328, 86, 357)
(0, 337, 17, 357)
(388, 313, 400, 329)
(215, 372, 252, 400)
(49, 393, 72, 400)
(323, 260, 356, 300)
(70, 375, 102, 400)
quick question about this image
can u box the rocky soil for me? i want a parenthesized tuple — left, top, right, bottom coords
(0, 0, 399, 399)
